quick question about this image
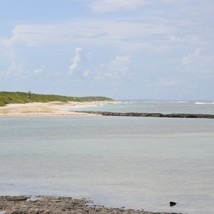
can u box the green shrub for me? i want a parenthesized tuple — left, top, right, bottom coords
(0, 91, 113, 106)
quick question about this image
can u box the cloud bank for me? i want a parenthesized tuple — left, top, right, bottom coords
(90, 0, 149, 13)
(90, 0, 184, 13)
(0, 0, 213, 99)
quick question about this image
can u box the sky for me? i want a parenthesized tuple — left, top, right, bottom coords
(0, 0, 214, 100)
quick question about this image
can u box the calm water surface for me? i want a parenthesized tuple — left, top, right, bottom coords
(73, 100, 214, 114)
(0, 106, 214, 214)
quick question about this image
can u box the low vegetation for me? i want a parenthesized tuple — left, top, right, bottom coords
(0, 91, 113, 107)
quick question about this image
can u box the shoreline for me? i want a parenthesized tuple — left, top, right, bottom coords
(0, 195, 180, 214)
(0, 101, 119, 117)
(1, 101, 214, 119)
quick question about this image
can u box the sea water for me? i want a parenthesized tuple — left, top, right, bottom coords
(0, 101, 214, 214)
(73, 100, 214, 114)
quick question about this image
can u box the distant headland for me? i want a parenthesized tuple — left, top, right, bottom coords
(0, 91, 113, 107)
(0, 91, 115, 116)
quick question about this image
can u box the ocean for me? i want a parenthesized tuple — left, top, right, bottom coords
(0, 100, 214, 214)
(72, 100, 214, 114)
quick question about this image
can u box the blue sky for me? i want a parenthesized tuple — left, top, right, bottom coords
(0, 0, 213, 100)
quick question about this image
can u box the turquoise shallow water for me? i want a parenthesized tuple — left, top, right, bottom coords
(73, 100, 214, 114)
(0, 102, 214, 214)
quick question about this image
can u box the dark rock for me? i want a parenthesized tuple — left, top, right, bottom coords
(4, 196, 29, 201)
(75, 110, 214, 119)
(169, 201, 176, 207)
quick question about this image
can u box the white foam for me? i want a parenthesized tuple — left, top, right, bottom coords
(195, 101, 214, 105)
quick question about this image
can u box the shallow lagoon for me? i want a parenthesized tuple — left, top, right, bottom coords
(0, 115, 214, 214)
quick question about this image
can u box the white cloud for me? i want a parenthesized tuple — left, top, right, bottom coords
(68, 54, 132, 80)
(83, 69, 92, 78)
(182, 48, 214, 74)
(7, 61, 47, 77)
(90, 0, 185, 13)
(110, 55, 130, 66)
(0, 19, 179, 51)
(90, 0, 149, 13)
(94, 55, 132, 80)
(0, 15, 204, 58)
(0, 46, 15, 59)
(7, 60, 25, 76)
(68, 48, 83, 75)
(161, 0, 182, 3)
(182, 48, 201, 65)
(0, 24, 61, 47)
(33, 65, 46, 75)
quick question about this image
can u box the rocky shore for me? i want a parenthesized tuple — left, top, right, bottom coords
(0, 196, 181, 214)
(75, 111, 214, 119)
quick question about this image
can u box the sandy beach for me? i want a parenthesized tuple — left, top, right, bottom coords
(0, 101, 118, 116)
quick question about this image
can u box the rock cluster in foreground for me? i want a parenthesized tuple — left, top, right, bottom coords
(0, 196, 181, 214)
